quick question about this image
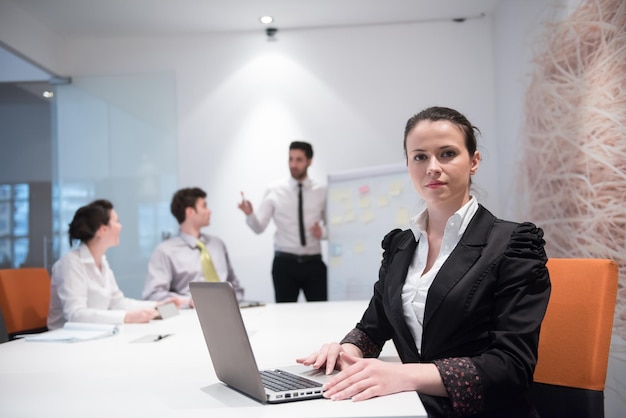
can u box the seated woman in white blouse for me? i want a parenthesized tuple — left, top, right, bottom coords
(48, 199, 182, 329)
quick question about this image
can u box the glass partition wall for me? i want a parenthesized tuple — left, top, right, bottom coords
(0, 81, 54, 270)
(1, 73, 178, 297)
(53, 73, 178, 297)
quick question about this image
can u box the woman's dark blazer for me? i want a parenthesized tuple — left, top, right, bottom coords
(342, 205, 551, 417)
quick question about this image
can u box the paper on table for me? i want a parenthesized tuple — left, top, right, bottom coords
(24, 322, 120, 343)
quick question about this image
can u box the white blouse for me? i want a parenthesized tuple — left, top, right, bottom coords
(48, 243, 156, 329)
(401, 197, 479, 352)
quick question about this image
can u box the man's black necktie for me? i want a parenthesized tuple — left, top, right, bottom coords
(298, 183, 306, 246)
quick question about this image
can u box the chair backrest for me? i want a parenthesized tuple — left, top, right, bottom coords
(0, 268, 51, 336)
(531, 258, 618, 417)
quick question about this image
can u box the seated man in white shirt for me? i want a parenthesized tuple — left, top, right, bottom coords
(142, 187, 244, 308)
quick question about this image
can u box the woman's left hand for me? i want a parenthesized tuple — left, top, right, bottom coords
(322, 352, 415, 401)
(158, 296, 185, 309)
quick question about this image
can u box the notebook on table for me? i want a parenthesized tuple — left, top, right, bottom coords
(190, 281, 332, 403)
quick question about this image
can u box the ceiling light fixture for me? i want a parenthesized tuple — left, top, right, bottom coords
(42, 91, 54, 99)
(265, 27, 278, 41)
(260, 16, 273, 24)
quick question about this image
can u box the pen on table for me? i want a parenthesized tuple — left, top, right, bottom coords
(154, 334, 171, 342)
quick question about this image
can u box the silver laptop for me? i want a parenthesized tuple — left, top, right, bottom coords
(190, 281, 331, 403)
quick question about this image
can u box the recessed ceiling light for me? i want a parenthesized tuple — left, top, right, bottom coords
(42, 91, 54, 99)
(259, 16, 273, 24)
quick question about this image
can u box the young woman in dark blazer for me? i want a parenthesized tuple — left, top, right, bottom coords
(297, 106, 551, 417)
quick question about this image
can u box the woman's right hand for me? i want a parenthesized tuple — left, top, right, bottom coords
(124, 308, 159, 323)
(296, 342, 362, 375)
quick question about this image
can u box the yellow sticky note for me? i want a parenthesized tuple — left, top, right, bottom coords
(352, 242, 366, 254)
(329, 257, 342, 267)
(395, 207, 409, 226)
(361, 210, 374, 224)
(389, 181, 403, 196)
(330, 189, 343, 202)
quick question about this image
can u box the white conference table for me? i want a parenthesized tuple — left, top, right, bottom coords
(0, 300, 427, 418)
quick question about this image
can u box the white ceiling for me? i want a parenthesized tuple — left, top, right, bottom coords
(0, 0, 499, 93)
(13, 0, 500, 37)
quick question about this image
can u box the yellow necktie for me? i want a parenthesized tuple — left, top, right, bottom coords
(196, 240, 220, 282)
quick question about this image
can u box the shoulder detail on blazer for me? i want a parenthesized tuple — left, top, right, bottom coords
(379, 228, 415, 280)
(381, 228, 413, 251)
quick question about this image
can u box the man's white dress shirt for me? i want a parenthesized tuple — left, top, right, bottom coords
(246, 177, 327, 256)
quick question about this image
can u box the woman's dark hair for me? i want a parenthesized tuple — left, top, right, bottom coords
(170, 187, 207, 224)
(68, 199, 114, 246)
(403, 106, 480, 159)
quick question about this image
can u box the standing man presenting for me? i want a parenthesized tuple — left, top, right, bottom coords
(238, 141, 327, 303)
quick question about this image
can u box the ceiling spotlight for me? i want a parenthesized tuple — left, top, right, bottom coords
(260, 16, 273, 24)
(42, 91, 54, 99)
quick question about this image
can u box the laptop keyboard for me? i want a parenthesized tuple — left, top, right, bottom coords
(260, 369, 323, 392)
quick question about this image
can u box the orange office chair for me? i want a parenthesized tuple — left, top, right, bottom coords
(0, 267, 51, 339)
(530, 258, 619, 418)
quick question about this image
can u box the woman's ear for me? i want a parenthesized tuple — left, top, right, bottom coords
(470, 150, 481, 174)
(95, 223, 108, 239)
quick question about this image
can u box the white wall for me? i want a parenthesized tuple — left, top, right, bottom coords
(58, 18, 497, 302)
